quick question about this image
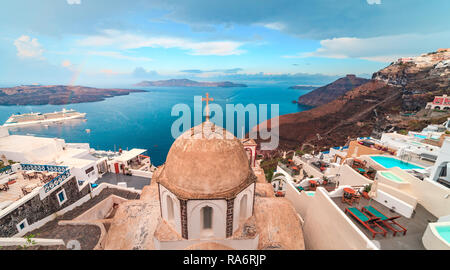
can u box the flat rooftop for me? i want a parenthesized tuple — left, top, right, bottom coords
(331, 196, 437, 250)
(96, 172, 150, 190)
(0, 134, 62, 153)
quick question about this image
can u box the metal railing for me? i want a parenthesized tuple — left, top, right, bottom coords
(43, 170, 71, 193)
(0, 165, 12, 175)
(20, 163, 71, 194)
(20, 164, 68, 173)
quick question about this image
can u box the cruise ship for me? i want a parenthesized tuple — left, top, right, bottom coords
(2, 108, 86, 127)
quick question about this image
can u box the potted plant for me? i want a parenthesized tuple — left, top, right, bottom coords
(322, 176, 328, 185)
(362, 183, 372, 199)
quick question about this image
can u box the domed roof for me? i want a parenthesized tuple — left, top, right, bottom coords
(156, 121, 256, 199)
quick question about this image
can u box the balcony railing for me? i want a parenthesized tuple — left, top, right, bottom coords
(20, 163, 71, 194)
(21, 164, 68, 173)
(43, 170, 71, 193)
(0, 165, 12, 175)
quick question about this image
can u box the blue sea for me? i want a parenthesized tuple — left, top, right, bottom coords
(0, 85, 313, 165)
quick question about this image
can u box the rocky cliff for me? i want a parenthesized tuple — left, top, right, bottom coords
(0, 85, 146, 105)
(296, 74, 369, 107)
(254, 49, 450, 152)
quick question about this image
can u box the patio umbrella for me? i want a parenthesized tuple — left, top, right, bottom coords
(368, 179, 378, 206)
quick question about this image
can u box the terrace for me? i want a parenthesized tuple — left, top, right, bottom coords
(348, 159, 377, 180)
(129, 155, 151, 170)
(331, 195, 437, 250)
(96, 172, 150, 190)
(277, 162, 300, 177)
(0, 170, 59, 206)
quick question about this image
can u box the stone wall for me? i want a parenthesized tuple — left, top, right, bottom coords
(180, 199, 188, 239)
(225, 198, 234, 238)
(0, 176, 90, 237)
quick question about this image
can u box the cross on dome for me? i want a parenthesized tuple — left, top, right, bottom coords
(202, 92, 214, 121)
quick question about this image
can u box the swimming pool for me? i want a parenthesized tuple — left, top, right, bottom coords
(436, 226, 450, 244)
(380, 171, 405, 183)
(306, 191, 315, 196)
(414, 134, 427, 139)
(370, 156, 424, 170)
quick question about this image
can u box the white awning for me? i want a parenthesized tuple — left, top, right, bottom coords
(114, 149, 147, 163)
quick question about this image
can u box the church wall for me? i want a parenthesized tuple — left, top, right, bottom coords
(232, 183, 255, 232)
(159, 185, 182, 235)
(187, 199, 227, 239)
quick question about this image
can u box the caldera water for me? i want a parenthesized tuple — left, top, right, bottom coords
(0, 85, 313, 165)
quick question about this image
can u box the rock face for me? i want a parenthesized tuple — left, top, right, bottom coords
(102, 183, 161, 250)
(372, 49, 450, 111)
(297, 75, 369, 107)
(0, 85, 146, 105)
(135, 78, 247, 88)
(254, 197, 305, 250)
(255, 49, 450, 152)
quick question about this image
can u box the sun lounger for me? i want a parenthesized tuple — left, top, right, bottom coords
(362, 205, 407, 236)
(345, 207, 387, 239)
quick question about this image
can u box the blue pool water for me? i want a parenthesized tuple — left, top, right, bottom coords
(436, 226, 450, 243)
(414, 134, 427, 139)
(370, 156, 424, 170)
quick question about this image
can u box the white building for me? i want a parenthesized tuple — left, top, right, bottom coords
(0, 127, 104, 183)
(429, 139, 450, 187)
(426, 95, 450, 110)
(380, 132, 440, 160)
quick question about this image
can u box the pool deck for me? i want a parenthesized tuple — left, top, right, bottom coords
(96, 172, 151, 190)
(332, 196, 437, 250)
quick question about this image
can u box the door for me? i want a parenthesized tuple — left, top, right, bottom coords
(114, 163, 119, 174)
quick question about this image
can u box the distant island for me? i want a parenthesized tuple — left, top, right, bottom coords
(288, 85, 319, 90)
(135, 78, 247, 88)
(0, 85, 146, 105)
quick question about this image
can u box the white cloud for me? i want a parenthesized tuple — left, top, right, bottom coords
(367, 0, 381, 4)
(78, 30, 245, 56)
(14, 35, 44, 59)
(87, 51, 153, 61)
(285, 32, 450, 62)
(67, 0, 81, 5)
(263, 22, 286, 31)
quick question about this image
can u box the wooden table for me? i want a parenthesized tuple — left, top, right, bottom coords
(342, 187, 356, 205)
(344, 187, 355, 194)
(309, 180, 318, 191)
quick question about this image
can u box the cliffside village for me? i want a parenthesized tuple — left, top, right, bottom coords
(0, 99, 449, 250)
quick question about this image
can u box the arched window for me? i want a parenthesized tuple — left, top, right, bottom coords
(166, 196, 174, 223)
(239, 194, 248, 221)
(201, 206, 213, 230)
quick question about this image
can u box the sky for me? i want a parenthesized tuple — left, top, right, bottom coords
(0, 0, 449, 87)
